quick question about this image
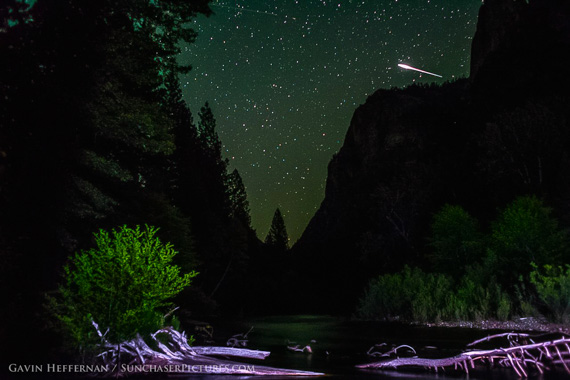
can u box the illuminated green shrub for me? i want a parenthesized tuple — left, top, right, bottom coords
(51, 225, 196, 347)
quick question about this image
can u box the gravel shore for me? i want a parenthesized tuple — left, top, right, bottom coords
(420, 317, 570, 334)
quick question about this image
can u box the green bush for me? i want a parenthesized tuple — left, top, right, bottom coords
(410, 269, 455, 322)
(530, 263, 570, 323)
(429, 204, 483, 277)
(496, 289, 511, 321)
(358, 196, 570, 323)
(357, 271, 404, 320)
(357, 266, 455, 322)
(449, 260, 512, 321)
(491, 196, 569, 286)
(514, 278, 540, 318)
(50, 225, 197, 348)
(358, 265, 513, 322)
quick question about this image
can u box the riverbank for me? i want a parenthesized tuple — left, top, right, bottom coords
(418, 316, 570, 334)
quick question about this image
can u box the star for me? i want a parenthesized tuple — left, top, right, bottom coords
(180, 0, 479, 241)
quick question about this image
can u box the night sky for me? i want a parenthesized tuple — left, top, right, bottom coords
(179, 0, 482, 242)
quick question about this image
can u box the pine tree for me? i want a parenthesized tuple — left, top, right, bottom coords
(0, 0, 212, 249)
(195, 101, 230, 217)
(198, 102, 224, 160)
(227, 169, 251, 228)
(265, 208, 289, 251)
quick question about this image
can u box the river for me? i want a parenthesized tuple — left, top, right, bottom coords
(184, 315, 567, 380)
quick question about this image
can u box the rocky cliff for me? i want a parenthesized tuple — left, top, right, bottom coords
(292, 0, 570, 312)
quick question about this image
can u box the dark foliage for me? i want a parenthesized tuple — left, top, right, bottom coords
(265, 208, 289, 252)
(245, 208, 292, 314)
(358, 195, 570, 323)
(0, 0, 262, 362)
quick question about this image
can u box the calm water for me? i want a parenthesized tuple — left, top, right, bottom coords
(16, 315, 564, 380)
(185, 315, 566, 380)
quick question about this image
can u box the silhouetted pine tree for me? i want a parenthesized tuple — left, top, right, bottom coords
(228, 169, 251, 228)
(265, 208, 289, 251)
(198, 102, 224, 159)
(170, 98, 255, 308)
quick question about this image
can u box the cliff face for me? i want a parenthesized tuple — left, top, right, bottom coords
(293, 0, 570, 312)
(469, 0, 526, 81)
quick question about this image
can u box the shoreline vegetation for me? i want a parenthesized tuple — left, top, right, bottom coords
(356, 197, 570, 329)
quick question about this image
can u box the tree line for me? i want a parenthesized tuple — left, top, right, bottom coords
(0, 0, 292, 361)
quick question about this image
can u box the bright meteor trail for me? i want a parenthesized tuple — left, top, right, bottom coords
(398, 63, 442, 78)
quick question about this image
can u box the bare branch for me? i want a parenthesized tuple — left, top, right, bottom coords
(357, 336, 570, 377)
(89, 322, 321, 377)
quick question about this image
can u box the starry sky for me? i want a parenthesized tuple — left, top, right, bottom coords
(179, 0, 482, 242)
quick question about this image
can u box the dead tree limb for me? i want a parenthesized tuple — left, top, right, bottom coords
(90, 322, 322, 377)
(287, 345, 313, 353)
(357, 336, 570, 377)
(466, 332, 570, 348)
(367, 343, 416, 358)
(367, 343, 387, 357)
(466, 332, 532, 347)
(192, 346, 269, 360)
(227, 326, 254, 347)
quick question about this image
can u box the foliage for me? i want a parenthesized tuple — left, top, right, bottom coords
(429, 204, 483, 277)
(198, 102, 223, 159)
(358, 266, 453, 322)
(491, 196, 569, 286)
(409, 269, 455, 322)
(51, 225, 197, 347)
(393, 197, 570, 322)
(0, 0, 213, 254)
(358, 265, 512, 322)
(357, 270, 406, 320)
(0, 0, 262, 358)
(453, 271, 511, 321)
(530, 263, 570, 323)
(265, 208, 289, 251)
(227, 169, 251, 227)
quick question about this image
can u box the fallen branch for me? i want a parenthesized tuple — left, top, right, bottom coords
(367, 343, 387, 357)
(367, 343, 416, 358)
(466, 332, 533, 347)
(287, 345, 313, 353)
(287, 339, 316, 354)
(191, 346, 270, 360)
(227, 326, 254, 347)
(357, 335, 570, 377)
(91, 322, 322, 377)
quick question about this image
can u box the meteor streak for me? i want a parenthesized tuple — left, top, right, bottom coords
(398, 63, 442, 78)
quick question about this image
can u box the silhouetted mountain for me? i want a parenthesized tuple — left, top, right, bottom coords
(293, 0, 570, 313)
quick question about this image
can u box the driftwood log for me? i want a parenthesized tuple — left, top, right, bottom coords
(91, 321, 322, 377)
(357, 333, 570, 377)
(367, 343, 416, 358)
(226, 326, 253, 347)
